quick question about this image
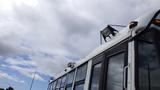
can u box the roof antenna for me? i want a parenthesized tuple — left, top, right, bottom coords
(29, 71, 36, 90)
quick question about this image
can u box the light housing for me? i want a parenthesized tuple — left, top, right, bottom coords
(152, 19, 160, 26)
(129, 21, 138, 29)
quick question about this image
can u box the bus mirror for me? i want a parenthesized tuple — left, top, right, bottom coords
(152, 19, 160, 26)
(129, 21, 138, 29)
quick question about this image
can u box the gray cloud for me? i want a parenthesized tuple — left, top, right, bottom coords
(0, 0, 160, 82)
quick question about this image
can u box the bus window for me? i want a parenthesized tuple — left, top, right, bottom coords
(75, 84, 84, 90)
(90, 63, 102, 90)
(67, 71, 75, 84)
(74, 63, 88, 90)
(75, 63, 87, 82)
(137, 19, 160, 90)
(66, 70, 75, 90)
(66, 87, 72, 90)
(56, 78, 62, 89)
(48, 83, 52, 90)
(106, 53, 125, 90)
(54, 80, 57, 90)
(50, 81, 56, 90)
(60, 75, 66, 90)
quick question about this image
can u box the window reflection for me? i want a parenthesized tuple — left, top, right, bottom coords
(106, 53, 124, 90)
(66, 87, 72, 90)
(90, 63, 102, 90)
(138, 26, 160, 90)
(67, 71, 75, 84)
(75, 84, 84, 90)
(75, 64, 87, 82)
(61, 76, 66, 87)
(56, 78, 61, 89)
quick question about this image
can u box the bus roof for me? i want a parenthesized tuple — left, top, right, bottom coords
(51, 9, 160, 82)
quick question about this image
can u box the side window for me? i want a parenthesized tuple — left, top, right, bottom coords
(53, 80, 57, 90)
(90, 63, 102, 90)
(51, 82, 55, 90)
(66, 87, 72, 90)
(66, 70, 75, 90)
(60, 75, 66, 90)
(56, 78, 62, 90)
(137, 26, 160, 90)
(74, 63, 88, 90)
(48, 83, 52, 90)
(75, 84, 84, 90)
(106, 53, 125, 90)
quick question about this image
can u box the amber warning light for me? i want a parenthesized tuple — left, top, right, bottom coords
(152, 19, 160, 26)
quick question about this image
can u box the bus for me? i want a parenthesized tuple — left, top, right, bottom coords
(47, 9, 160, 90)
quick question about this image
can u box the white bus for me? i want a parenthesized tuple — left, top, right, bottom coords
(47, 9, 160, 90)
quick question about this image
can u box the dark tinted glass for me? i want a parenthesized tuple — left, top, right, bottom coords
(56, 78, 62, 89)
(54, 81, 57, 90)
(60, 88, 64, 90)
(66, 87, 72, 90)
(76, 63, 87, 82)
(106, 53, 124, 90)
(75, 84, 84, 90)
(67, 70, 75, 84)
(61, 76, 66, 87)
(138, 26, 160, 90)
(48, 83, 52, 90)
(51, 82, 54, 90)
(90, 63, 102, 90)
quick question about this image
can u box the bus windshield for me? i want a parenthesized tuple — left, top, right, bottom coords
(137, 13, 160, 90)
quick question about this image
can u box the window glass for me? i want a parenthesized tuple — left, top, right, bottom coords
(50, 85, 52, 90)
(75, 84, 84, 90)
(53, 81, 57, 90)
(48, 83, 52, 90)
(106, 53, 125, 90)
(138, 27, 160, 90)
(156, 13, 160, 19)
(52, 82, 56, 90)
(66, 87, 72, 90)
(60, 88, 64, 90)
(56, 78, 62, 89)
(76, 63, 87, 82)
(61, 76, 66, 87)
(90, 63, 102, 90)
(67, 70, 75, 84)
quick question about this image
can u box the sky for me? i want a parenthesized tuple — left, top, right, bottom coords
(0, 0, 159, 90)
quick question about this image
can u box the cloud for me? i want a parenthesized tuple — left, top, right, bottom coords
(5, 57, 36, 66)
(0, 70, 24, 83)
(8, 65, 45, 81)
(4, 52, 73, 79)
(0, 0, 160, 85)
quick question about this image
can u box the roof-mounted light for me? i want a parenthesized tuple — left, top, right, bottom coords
(100, 25, 118, 42)
(129, 21, 138, 29)
(152, 19, 160, 26)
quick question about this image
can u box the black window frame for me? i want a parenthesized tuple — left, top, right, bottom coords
(105, 51, 126, 90)
(66, 69, 76, 90)
(74, 62, 88, 90)
(48, 83, 52, 90)
(89, 39, 128, 90)
(134, 10, 160, 90)
(89, 51, 106, 90)
(104, 41, 128, 90)
(53, 80, 57, 90)
(89, 62, 103, 90)
(60, 75, 67, 90)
